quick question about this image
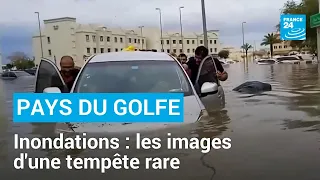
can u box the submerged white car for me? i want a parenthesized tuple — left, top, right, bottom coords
(34, 52, 225, 133)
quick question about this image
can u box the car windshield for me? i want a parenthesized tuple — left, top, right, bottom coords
(74, 60, 193, 96)
(14, 71, 31, 77)
(277, 57, 299, 61)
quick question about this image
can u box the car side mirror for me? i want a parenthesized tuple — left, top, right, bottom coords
(43, 87, 61, 93)
(201, 82, 218, 94)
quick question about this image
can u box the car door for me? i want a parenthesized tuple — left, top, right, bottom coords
(194, 56, 225, 111)
(34, 58, 68, 93)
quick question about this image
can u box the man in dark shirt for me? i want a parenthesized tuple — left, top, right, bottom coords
(60, 56, 80, 91)
(186, 46, 228, 85)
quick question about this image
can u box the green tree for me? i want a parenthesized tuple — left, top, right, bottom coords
(5, 63, 13, 69)
(7, 52, 35, 70)
(241, 43, 253, 59)
(218, 50, 230, 59)
(260, 33, 282, 57)
(290, 40, 306, 52)
(278, 0, 318, 51)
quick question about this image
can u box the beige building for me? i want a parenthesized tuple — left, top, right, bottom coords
(271, 32, 296, 55)
(32, 17, 221, 67)
(141, 29, 221, 57)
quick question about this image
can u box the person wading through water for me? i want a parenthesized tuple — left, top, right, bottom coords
(60, 55, 80, 91)
(185, 46, 228, 88)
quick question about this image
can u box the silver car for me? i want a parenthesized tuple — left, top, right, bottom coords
(34, 52, 225, 132)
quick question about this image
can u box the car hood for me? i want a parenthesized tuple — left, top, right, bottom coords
(61, 95, 202, 133)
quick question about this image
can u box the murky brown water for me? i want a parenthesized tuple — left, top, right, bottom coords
(0, 62, 319, 179)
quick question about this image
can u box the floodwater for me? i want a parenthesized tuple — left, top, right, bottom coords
(0, 62, 319, 180)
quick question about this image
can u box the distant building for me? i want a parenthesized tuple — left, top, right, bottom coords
(32, 17, 221, 68)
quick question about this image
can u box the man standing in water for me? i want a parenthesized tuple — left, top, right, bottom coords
(185, 46, 228, 85)
(60, 56, 80, 91)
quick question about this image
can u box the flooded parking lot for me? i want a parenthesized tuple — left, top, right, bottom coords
(0, 62, 319, 179)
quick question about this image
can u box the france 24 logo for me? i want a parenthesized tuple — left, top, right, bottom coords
(280, 14, 306, 40)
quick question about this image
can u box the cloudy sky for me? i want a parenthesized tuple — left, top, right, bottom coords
(0, 0, 287, 62)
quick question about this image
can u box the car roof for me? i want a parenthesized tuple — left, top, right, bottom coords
(88, 52, 175, 63)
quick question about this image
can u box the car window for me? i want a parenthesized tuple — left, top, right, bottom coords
(277, 57, 299, 61)
(1, 72, 9, 77)
(14, 71, 31, 77)
(8, 72, 17, 77)
(74, 60, 193, 96)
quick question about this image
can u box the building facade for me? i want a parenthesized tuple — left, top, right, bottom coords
(32, 17, 221, 67)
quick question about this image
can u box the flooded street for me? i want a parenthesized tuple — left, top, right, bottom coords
(0, 62, 319, 179)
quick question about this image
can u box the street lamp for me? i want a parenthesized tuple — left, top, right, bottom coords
(35, 12, 44, 58)
(179, 6, 184, 52)
(201, 0, 208, 48)
(138, 26, 144, 49)
(155, 8, 164, 52)
(241, 21, 246, 58)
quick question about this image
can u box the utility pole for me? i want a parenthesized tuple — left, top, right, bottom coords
(179, 6, 184, 52)
(155, 8, 164, 52)
(201, 0, 208, 48)
(241, 21, 246, 60)
(138, 26, 144, 49)
(35, 12, 44, 58)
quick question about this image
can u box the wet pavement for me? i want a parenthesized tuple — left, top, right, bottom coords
(0, 62, 319, 179)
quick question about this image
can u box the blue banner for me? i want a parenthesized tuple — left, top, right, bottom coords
(13, 93, 184, 123)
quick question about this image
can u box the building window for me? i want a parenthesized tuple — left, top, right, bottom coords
(53, 25, 59, 30)
(167, 49, 170, 53)
(180, 49, 183, 53)
(187, 40, 189, 44)
(86, 35, 89, 42)
(47, 37, 51, 44)
(166, 40, 169, 44)
(86, 48, 90, 54)
(209, 40, 212, 44)
(173, 40, 176, 44)
(214, 40, 217, 44)
(120, 37, 123, 43)
(161, 40, 163, 44)
(279, 46, 281, 48)
(274, 46, 277, 49)
(100, 48, 104, 53)
(115, 48, 118, 52)
(129, 38, 132, 43)
(135, 49, 138, 51)
(107, 36, 110, 42)
(200, 40, 203, 44)
(179, 40, 182, 44)
(100, 36, 103, 42)
(192, 40, 195, 44)
(192, 49, 195, 52)
(114, 37, 117, 43)
(187, 49, 190, 53)
(173, 49, 176, 53)
(134, 39, 137, 43)
(138, 39, 140, 43)
(107, 48, 111, 52)
(92, 35, 96, 42)
(93, 48, 97, 53)
(161, 49, 164, 52)
(214, 48, 217, 52)
(210, 48, 213, 52)
(142, 39, 144, 44)
(284, 45, 287, 48)
(48, 49, 52, 56)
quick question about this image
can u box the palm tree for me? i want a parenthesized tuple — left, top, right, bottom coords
(241, 43, 253, 60)
(260, 33, 281, 57)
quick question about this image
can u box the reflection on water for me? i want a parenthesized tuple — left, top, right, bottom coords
(1, 63, 320, 179)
